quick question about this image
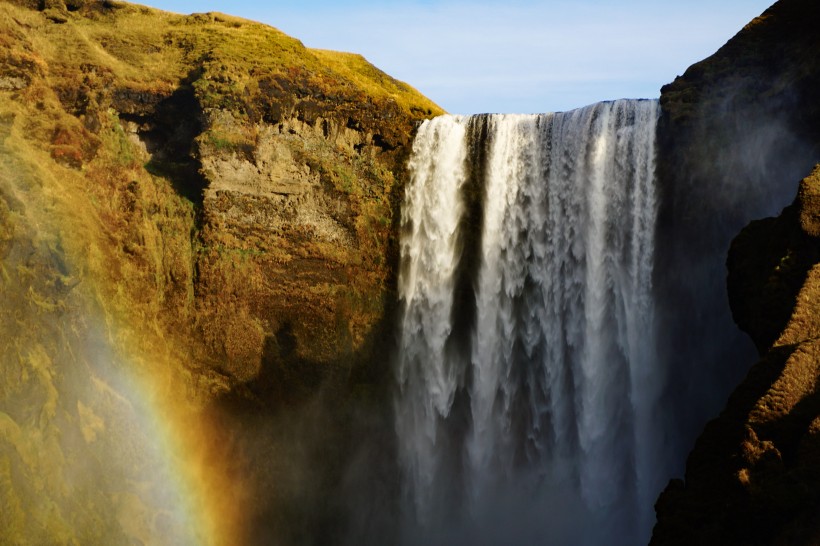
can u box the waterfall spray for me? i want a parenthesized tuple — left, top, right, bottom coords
(396, 100, 661, 545)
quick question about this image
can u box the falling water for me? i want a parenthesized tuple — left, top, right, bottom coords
(395, 100, 661, 545)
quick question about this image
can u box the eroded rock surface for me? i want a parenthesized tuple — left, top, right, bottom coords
(0, 1, 441, 543)
(652, 167, 820, 545)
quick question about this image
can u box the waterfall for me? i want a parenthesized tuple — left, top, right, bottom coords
(395, 100, 661, 545)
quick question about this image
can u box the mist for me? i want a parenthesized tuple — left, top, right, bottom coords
(654, 79, 819, 474)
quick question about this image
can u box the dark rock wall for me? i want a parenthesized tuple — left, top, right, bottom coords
(652, 0, 820, 542)
(652, 166, 820, 546)
(653, 0, 820, 488)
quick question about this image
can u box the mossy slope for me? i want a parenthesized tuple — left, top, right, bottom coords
(0, 1, 442, 544)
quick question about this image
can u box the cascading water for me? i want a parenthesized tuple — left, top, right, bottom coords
(395, 100, 662, 545)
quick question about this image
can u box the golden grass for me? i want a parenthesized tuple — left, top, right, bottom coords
(312, 49, 442, 116)
(1, 0, 443, 122)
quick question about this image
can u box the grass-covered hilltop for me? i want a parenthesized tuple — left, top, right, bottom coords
(0, 0, 440, 544)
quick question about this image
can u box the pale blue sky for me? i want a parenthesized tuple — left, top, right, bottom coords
(138, 1, 774, 114)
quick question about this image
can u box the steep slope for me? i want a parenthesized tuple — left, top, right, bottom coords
(0, 1, 441, 544)
(652, 0, 820, 489)
(652, 0, 820, 543)
(652, 166, 820, 545)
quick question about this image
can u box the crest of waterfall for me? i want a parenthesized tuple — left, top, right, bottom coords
(396, 100, 661, 545)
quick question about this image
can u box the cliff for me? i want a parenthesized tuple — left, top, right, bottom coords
(652, 0, 820, 543)
(652, 165, 820, 545)
(0, 1, 441, 544)
(653, 0, 820, 464)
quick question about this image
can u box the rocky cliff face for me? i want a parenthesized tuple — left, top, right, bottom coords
(653, 0, 820, 464)
(652, 0, 820, 543)
(0, 1, 441, 544)
(652, 166, 820, 545)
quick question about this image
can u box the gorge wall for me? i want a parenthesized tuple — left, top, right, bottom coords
(653, 0, 820, 466)
(0, 1, 440, 543)
(652, 166, 820, 545)
(652, 0, 820, 543)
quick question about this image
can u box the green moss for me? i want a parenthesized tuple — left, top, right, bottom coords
(103, 111, 137, 166)
(311, 49, 441, 117)
(202, 129, 251, 154)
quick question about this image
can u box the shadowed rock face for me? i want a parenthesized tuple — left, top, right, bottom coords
(0, 1, 440, 543)
(651, 0, 820, 517)
(652, 166, 820, 546)
(651, 0, 820, 540)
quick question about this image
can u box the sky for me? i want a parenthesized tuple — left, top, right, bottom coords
(138, 0, 775, 115)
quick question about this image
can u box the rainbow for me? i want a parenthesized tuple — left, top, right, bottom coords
(69, 329, 248, 546)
